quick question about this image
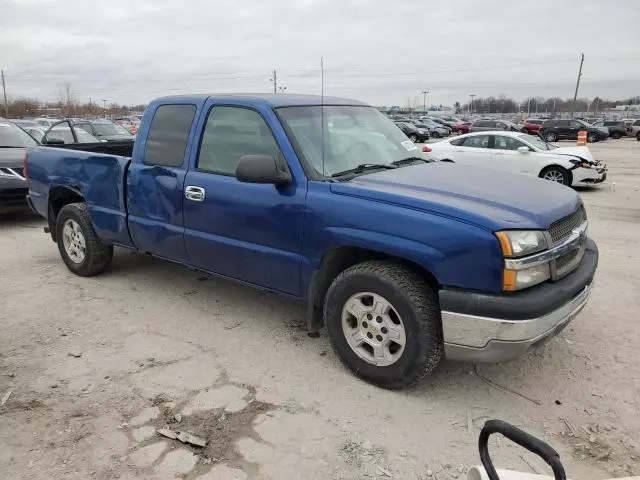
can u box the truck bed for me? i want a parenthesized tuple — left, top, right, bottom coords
(26, 146, 134, 248)
(45, 140, 135, 158)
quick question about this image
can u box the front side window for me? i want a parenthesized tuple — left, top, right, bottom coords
(197, 106, 280, 175)
(462, 135, 490, 148)
(493, 136, 526, 150)
(145, 104, 196, 167)
(519, 134, 556, 151)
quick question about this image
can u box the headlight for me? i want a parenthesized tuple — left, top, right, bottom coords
(495, 230, 548, 257)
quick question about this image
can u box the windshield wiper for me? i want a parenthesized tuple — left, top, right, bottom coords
(330, 163, 397, 178)
(391, 156, 429, 166)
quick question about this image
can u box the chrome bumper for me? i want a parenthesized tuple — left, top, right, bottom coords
(442, 283, 592, 363)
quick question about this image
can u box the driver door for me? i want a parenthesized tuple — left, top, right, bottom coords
(490, 135, 539, 176)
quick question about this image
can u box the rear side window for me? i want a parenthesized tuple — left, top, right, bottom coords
(145, 104, 196, 167)
(462, 135, 490, 148)
(474, 121, 489, 127)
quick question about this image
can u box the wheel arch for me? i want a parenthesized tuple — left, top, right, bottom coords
(47, 185, 85, 242)
(306, 246, 441, 332)
(539, 164, 573, 186)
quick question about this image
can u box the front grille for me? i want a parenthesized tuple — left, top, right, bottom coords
(554, 246, 585, 279)
(0, 167, 26, 180)
(549, 206, 586, 245)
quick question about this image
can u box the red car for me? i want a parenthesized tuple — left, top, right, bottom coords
(521, 118, 544, 134)
(452, 121, 472, 134)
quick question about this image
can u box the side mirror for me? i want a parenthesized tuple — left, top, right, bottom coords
(517, 146, 530, 154)
(236, 154, 292, 185)
(43, 136, 65, 145)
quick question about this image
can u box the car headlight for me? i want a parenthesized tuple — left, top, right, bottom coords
(496, 230, 550, 291)
(495, 230, 548, 257)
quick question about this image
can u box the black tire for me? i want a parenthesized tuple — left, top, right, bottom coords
(587, 133, 598, 143)
(440, 159, 455, 163)
(521, 128, 529, 134)
(431, 131, 440, 139)
(611, 132, 621, 140)
(544, 131, 558, 142)
(636, 132, 640, 141)
(455, 129, 463, 135)
(408, 134, 418, 143)
(324, 261, 443, 389)
(56, 202, 113, 276)
(539, 166, 570, 186)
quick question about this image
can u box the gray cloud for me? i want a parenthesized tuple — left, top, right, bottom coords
(1, 0, 639, 106)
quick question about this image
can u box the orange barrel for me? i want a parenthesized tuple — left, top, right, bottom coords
(577, 130, 587, 146)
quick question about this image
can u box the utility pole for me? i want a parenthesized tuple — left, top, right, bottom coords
(469, 94, 476, 115)
(570, 53, 584, 118)
(1, 70, 7, 118)
(527, 98, 531, 116)
(270, 70, 277, 94)
(421, 89, 429, 113)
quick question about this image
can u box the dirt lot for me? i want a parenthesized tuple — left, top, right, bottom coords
(1, 138, 639, 480)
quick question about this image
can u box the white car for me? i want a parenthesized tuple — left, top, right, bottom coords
(429, 131, 607, 187)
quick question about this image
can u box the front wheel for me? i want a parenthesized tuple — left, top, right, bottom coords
(455, 129, 463, 135)
(611, 132, 621, 140)
(324, 261, 444, 389)
(539, 166, 570, 186)
(431, 132, 440, 139)
(56, 203, 113, 276)
(545, 132, 558, 142)
(408, 134, 418, 143)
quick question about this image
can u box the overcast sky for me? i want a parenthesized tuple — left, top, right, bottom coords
(1, 0, 639, 107)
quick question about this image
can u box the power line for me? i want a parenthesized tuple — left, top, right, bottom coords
(1, 70, 7, 117)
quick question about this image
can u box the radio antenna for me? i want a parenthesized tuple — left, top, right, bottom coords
(321, 56, 325, 177)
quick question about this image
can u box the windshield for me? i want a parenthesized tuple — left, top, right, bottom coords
(278, 105, 420, 177)
(49, 127, 100, 144)
(0, 121, 39, 147)
(518, 133, 557, 151)
(576, 119, 590, 128)
(92, 122, 132, 136)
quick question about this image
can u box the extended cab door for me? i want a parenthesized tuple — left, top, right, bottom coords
(127, 103, 199, 263)
(182, 102, 306, 295)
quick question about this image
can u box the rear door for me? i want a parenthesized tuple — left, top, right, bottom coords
(182, 102, 306, 295)
(127, 103, 199, 263)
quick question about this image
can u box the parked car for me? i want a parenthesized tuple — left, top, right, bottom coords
(10, 119, 40, 129)
(43, 123, 103, 145)
(73, 119, 135, 141)
(539, 119, 607, 143)
(423, 117, 454, 133)
(429, 131, 607, 187)
(0, 119, 38, 213)
(469, 120, 519, 133)
(520, 119, 545, 135)
(35, 117, 62, 128)
(631, 119, 640, 136)
(22, 126, 47, 143)
(452, 121, 472, 135)
(394, 121, 430, 142)
(26, 94, 598, 389)
(412, 120, 449, 138)
(592, 120, 627, 139)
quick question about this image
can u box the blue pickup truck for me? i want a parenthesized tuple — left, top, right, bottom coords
(25, 94, 598, 389)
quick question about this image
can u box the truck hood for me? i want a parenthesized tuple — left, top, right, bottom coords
(329, 163, 581, 232)
(0, 147, 26, 168)
(551, 146, 594, 162)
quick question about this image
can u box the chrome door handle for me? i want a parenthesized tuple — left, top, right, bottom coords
(185, 186, 205, 202)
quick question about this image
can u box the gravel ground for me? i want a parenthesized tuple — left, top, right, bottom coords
(1, 138, 639, 480)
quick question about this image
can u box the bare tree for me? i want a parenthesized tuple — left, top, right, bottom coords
(56, 82, 78, 117)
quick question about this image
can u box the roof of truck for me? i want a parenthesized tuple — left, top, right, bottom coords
(153, 93, 367, 107)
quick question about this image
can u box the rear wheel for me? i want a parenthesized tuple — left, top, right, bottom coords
(56, 203, 113, 276)
(587, 133, 598, 143)
(324, 261, 444, 389)
(545, 131, 558, 142)
(455, 129, 463, 135)
(611, 132, 622, 139)
(539, 166, 570, 186)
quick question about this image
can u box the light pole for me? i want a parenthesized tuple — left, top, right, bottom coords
(102, 99, 107, 112)
(421, 89, 429, 113)
(469, 94, 476, 115)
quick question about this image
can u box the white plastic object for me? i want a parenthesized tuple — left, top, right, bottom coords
(464, 467, 639, 480)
